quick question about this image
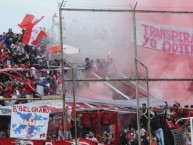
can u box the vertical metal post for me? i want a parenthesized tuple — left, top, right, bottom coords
(72, 68, 77, 145)
(145, 69, 151, 144)
(62, 59, 78, 144)
(190, 117, 193, 145)
(132, 3, 141, 145)
(135, 59, 151, 145)
(144, 65, 151, 144)
(59, 0, 67, 140)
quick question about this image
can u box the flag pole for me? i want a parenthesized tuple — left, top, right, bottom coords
(59, 0, 67, 140)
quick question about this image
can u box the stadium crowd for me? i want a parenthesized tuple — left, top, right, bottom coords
(1, 28, 192, 145)
(0, 28, 61, 105)
(0, 27, 119, 144)
(0, 28, 117, 105)
(119, 102, 193, 145)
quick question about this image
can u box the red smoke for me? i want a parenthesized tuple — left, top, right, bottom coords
(60, 0, 193, 106)
(139, 48, 193, 105)
(77, 82, 113, 101)
(133, 0, 193, 105)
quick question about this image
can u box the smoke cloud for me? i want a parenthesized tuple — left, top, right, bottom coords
(48, 0, 193, 105)
(77, 82, 113, 101)
(135, 0, 193, 105)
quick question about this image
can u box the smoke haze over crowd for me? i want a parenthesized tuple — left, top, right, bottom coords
(2, 0, 193, 105)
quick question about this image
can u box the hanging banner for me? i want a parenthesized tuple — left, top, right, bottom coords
(136, 20, 193, 56)
(10, 105, 49, 140)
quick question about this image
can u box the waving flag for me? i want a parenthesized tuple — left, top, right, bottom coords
(18, 14, 45, 29)
(22, 23, 47, 46)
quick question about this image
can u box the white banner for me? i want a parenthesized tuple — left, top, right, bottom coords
(10, 105, 49, 140)
(136, 20, 193, 56)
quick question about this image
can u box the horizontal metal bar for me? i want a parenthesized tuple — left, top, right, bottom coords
(61, 8, 193, 14)
(64, 78, 193, 82)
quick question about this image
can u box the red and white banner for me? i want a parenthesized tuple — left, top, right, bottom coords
(18, 14, 44, 29)
(136, 20, 193, 56)
(0, 138, 98, 145)
(22, 23, 47, 45)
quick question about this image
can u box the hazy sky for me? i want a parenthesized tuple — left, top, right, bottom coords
(0, 0, 135, 33)
(0, 0, 60, 33)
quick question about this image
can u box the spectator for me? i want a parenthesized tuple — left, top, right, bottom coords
(107, 58, 116, 77)
(120, 129, 129, 145)
(60, 117, 72, 140)
(81, 113, 92, 138)
(7, 28, 14, 37)
(150, 112, 165, 145)
(141, 103, 148, 131)
(24, 78, 36, 100)
(84, 57, 91, 77)
(87, 131, 98, 143)
(140, 124, 148, 145)
(102, 130, 112, 144)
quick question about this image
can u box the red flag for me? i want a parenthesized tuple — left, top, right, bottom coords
(22, 23, 47, 45)
(18, 14, 44, 29)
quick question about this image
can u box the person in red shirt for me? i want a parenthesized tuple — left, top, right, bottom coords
(4, 81, 13, 98)
(170, 104, 180, 122)
(101, 111, 112, 136)
(60, 118, 72, 140)
(1, 50, 9, 62)
(81, 113, 92, 138)
(24, 78, 36, 100)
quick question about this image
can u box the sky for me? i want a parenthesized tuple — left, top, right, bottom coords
(1, 0, 193, 33)
(0, 0, 60, 33)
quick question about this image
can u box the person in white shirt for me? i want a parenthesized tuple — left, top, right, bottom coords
(87, 131, 98, 143)
(140, 124, 148, 145)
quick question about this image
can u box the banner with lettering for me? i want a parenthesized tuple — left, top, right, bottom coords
(10, 105, 49, 140)
(136, 20, 193, 56)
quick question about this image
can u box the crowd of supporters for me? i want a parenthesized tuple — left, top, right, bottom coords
(0, 28, 62, 105)
(49, 110, 117, 144)
(47, 101, 193, 145)
(0, 27, 120, 144)
(4, 27, 193, 145)
(119, 102, 193, 145)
